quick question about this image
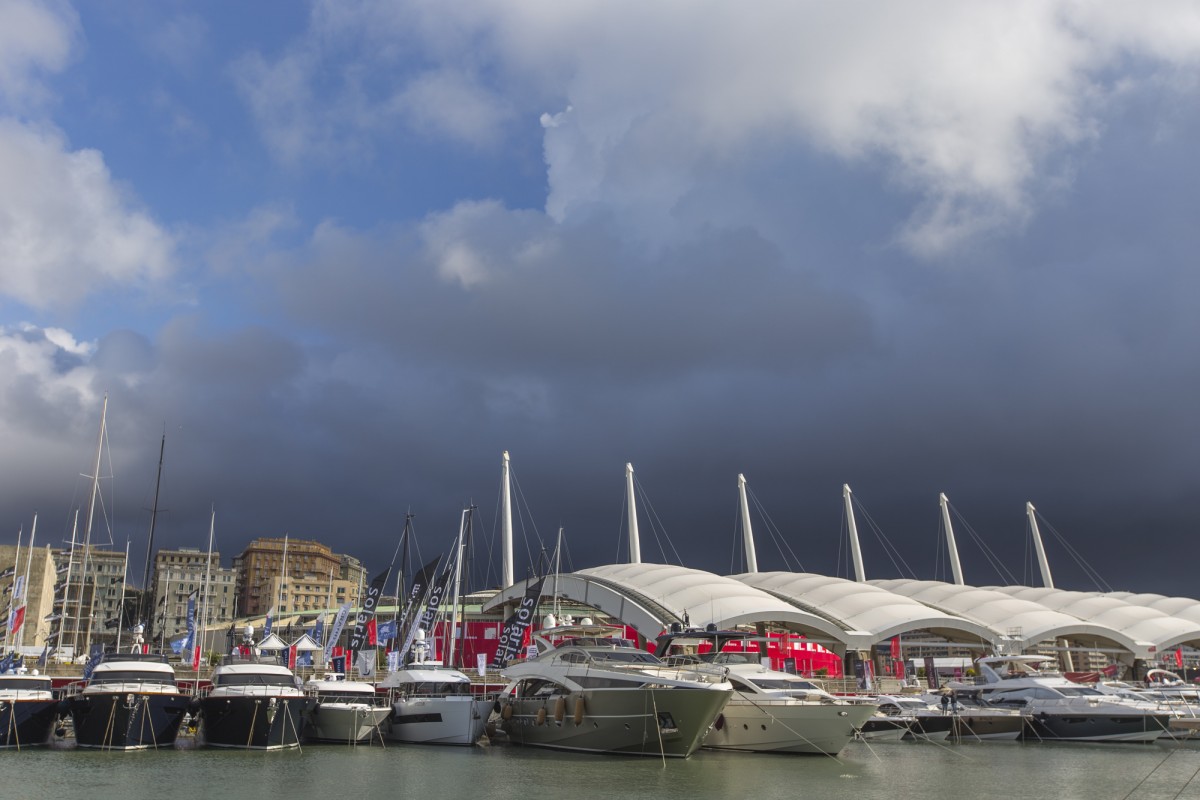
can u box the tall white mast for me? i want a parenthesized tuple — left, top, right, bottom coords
(1027, 502, 1054, 588)
(5, 527, 21, 652)
(501, 451, 514, 587)
(625, 463, 641, 564)
(737, 474, 758, 573)
(843, 484, 866, 583)
(939, 493, 964, 585)
(115, 539, 129, 649)
(18, 516, 36, 648)
(81, 395, 108, 658)
(66, 510, 80, 657)
(199, 510, 215, 661)
(446, 509, 468, 668)
(275, 534, 289, 619)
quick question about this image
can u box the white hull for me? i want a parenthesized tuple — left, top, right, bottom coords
(704, 700, 876, 755)
(385, 695, 490, 746)
(305, 703, 391, 744)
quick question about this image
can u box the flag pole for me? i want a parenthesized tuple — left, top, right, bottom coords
(115, 538, 129, 650)
(4, 526, 21, 654)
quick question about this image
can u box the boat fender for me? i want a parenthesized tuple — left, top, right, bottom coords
(501, 703, 514, 720)
(573, 697, 585, 726)
(714, 713, 725, 731)
(554, 697, 566, 723)
(536, 707, 547, 726)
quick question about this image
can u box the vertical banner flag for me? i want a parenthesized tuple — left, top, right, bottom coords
(376, 619, 396, 644)
(924, 656, 938, 689)
(288, 644, 298, 670)
(490, 577, 546, 669)
(263, 606, 276, 637)
(312, 616, 325, 648)
(183, 591, 198, 664)
(324, 602, 353, 662)
(348, 569, 391, 655)
(416, 565, 453, 634)
(366, 618, 377, 647)
(357, 649, 376, 679)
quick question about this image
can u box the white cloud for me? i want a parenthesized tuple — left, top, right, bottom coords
(0, 0, 78, 110)
(0, 119, 176, 310)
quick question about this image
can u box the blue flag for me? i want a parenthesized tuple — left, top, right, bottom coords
(182, 592, 197, 656)
(82, 644, 103, 680)
(311, 616, 325, 647)
(170, 636, 187, 654)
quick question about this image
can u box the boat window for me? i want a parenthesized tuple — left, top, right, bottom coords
(1056, 687, 1101, 697)
(0, 677, 51, 691)
(573, 675, 647, 689)
(406, 681, 470, 696)
(749, 678, 817, 690)
(214, 673, 297, 688)
(709, 653, 761, 666)
(729, 678, 756, 692)
(90, 671, 174, 685)
(588, 650, 660, 664)
(558, 651, 588, 664)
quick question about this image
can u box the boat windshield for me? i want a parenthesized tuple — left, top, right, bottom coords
(402, 681, 472, 696)
(749, 678, 822, 691)
(0, 677, 51, 691)
(1056, 687, 1103, 697)
(91, 670, 174, 685)
(587, 650, 661, 664)
(215, 673, 297, 688)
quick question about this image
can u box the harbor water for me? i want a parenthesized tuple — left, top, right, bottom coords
(4, 739, 1200, 800)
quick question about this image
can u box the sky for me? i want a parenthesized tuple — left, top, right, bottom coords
(2, 1, 1199, 598)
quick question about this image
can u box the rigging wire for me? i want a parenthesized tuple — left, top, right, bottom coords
(851, 494, 918, 579)
(949, 503, 1019, 585)
(1035, 511, 1113, 592)
(746, 487, 806, 573)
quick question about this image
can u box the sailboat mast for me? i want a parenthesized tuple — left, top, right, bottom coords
(5, 527, 20, 653)
(140, 434, 165, 632)
(18, 516, 36, 649)
(737, 474, 758, 573)
(446, 508, 469, 668)
(199, 510, 215, 665)
(116, 540, 130, 649)
(81, 395, 108, 658)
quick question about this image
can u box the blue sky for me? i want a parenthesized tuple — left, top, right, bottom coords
(2, 0, 1200, 595)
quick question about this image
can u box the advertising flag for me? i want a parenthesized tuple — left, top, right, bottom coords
(348, 568, 391, 654)
(324, 602, 352, 662)
(489, 577, 545, 669)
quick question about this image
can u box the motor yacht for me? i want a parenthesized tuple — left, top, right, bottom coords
(378, 663, 492, 746)
(197, 655, 310, 750)
(952, 655, 1170, 742)
(0, 668, 59, 749)
(494, 623, 732, 757)
(62, 652, 189, 750)
(656, 629, 876, 755)
(303, 675, 391, 744)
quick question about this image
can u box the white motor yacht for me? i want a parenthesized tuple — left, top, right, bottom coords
(656, 630, 876, 755)
(303, 675, 391, 744)
(378, 663, 492, 746)
(62, 652, 189, 750)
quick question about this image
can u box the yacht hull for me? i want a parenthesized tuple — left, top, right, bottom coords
(68, 692, 189, 750)
(498, 687, 729, 758)
(905, 713, 955, 742)
(703, 700, 876, 755)
(305, 704, 391, 744)
(856, 716, 910, 741)
(951, 713, 1024, 741)
(199, 695, 310, 750)
(385, 695, 491, 746)
(0, 699, 59, 749)
(1024, 711, 1170, 742)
